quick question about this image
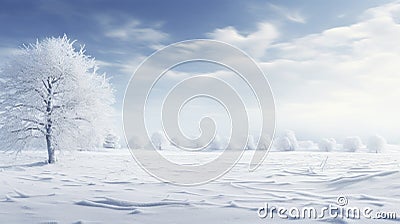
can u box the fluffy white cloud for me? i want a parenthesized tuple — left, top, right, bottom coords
(202, 2, 400, 141)
(207, 22, 279, 58)
(258, 2, 400, 139)
(98, 16, 168, 43)
(106, 1, 400, 143)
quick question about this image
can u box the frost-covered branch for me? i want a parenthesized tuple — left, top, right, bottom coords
(0, 35, 115, 163)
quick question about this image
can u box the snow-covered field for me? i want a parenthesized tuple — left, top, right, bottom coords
(1, 149, 399, 223)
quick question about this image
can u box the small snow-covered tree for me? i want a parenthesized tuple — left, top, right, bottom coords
(284, 130, 299, 150)
(0, 35, 114, 163)
(246, 135, 256, 150)
(276, 136, 293, 151)
(103, 132, 120, 149)
(343, 136, 363, 152)
(275, 130, 298, 151)
(150, 131, 166, 150)
(367, 135, 386, 153)
(169, 136, 180, 148)
(208, 135, 224, 150)
(129, 135, 146, 149)
(257, 135, 272, 150)
(318, 138, 336, 152)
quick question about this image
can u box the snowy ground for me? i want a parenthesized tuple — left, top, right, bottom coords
(1, 149, 399, 223)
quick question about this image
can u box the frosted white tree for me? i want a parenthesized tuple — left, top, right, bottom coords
(367, 135, 386, 153)
(343, 136, 363, 152)
(246, 135, 257, 150)
(129, 135, 146, 149)
(275, 130, 298, 151)
(276, 136, 294, 151)
(103, 132, 121, 149)
(284, 130, 299, 150)
(0, 35, 114, 163)
(257, 135, 272, 150)
(150, 131, 166, 150)
(318, 138, 337, 152)
(169, 136, 180, 148)
(208, 135, 224, 150)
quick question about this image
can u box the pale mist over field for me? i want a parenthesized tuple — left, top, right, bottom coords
(1, 1, 400, 146)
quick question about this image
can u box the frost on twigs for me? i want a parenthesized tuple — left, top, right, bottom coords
(0, 35, 115, 163)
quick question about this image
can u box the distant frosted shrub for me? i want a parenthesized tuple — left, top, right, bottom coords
(285, 130, 299, 150)
(276, 136, 294, 151)
(275, 130, 298, 151)
(318, 138, 336, 152)
(128, 135, 146, 149)
(103, 132, 121, 149)
(343, 136, 363, 152)
(367, 135, 386, 153)
(151, 132, 166, 150)
(208, 135, 225, 150)
(246, 135, 257, 150)
(258, 135, 272, 150)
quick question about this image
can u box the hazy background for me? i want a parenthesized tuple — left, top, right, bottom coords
(1, 0, 400, 143)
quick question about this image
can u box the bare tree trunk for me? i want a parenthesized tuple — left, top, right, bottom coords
(46, 127, 55, 164)
(45, 79, 55, 164)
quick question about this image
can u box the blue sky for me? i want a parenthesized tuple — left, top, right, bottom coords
(1, 0, 400, 143)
